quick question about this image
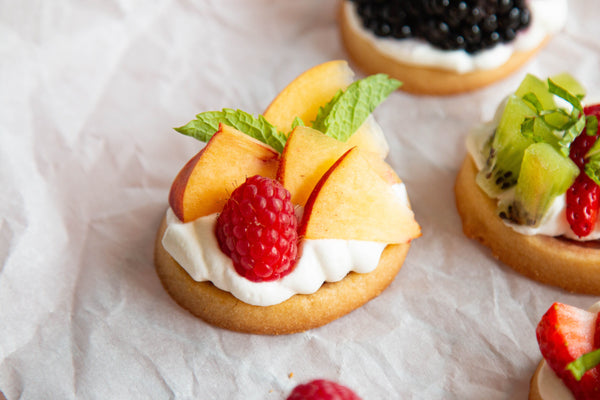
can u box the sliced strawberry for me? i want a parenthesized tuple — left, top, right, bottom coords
(536, 303, 600, 399)
(566, 105, 600, 237)
(566, 174, 600, 237)
(595, 311, 600, 350)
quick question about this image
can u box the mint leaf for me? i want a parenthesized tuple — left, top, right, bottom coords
(541, 108, 573, 131)
(312, 90, 343, 133)
(522, 93, 544, 114)
(558, 114, 586, 156)
(311, 74, 401, 142)
(520, 117, 537, 141)
(291, 116, 305, 130)
(585, 159, 600, 186)
(549, 78, 583, 112)
(520, 79, 588, 155)
(175, 108, 287, 153)
(586, 115, 599, 137)
(566, 348, 600, 381)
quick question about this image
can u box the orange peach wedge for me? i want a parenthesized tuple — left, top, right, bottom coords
(263, 60, 390, 159)
(299, 147, 420, 243)
(169, 124, 279, 222)
(263, 60, 354, 134)
(277, 125, 353, 206)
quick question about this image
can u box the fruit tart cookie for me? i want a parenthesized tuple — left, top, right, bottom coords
(339, 0, 567, 95)
(455, 73, 600, 294)
(530, 302, 600, 400)
(154, 60, 421, 335)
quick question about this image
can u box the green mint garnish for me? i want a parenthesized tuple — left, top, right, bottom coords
(311, 74, 401, 142)
(291, 116, 305, 130)
(174, 108, 287, 153)
(586, 115, 599, 137)
(585, 159, 600, 186)
(312, 90, 343, 133)
(557, 114, 587, 156)
(584, 117, 600, 183)
(520, 117, 540, 142)
(522, 93, 544, 114)
(549, 78, 584, 113)
(520, 79, 588, 156)
(566, 348, 600, 381)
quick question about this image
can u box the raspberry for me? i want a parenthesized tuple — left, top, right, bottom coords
(287, 379, 361, 400)
(566, 105, 600, 237)
(215, 175, 298, 282)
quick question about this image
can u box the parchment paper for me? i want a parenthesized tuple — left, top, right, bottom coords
(1, 0, 599, 398)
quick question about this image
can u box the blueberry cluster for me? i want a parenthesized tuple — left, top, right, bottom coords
(350, 0, 531, 53)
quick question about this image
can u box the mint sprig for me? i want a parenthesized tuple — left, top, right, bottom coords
(175, 74, 400, 152)
(566, 348, 600, 381)
(520, 79, 588, 157)
(175, 108, 287, 153)
(311, 74, 401, 142)
(291, 116, 305, 130)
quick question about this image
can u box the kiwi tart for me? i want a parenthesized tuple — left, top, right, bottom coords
(455, 73, 600, 294)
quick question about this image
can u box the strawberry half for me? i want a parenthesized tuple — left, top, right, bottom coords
(536, 303, 600, 399)
(566, 105, 600, 237)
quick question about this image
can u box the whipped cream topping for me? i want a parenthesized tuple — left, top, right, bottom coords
(162, 183, 409, 306)
(344, 0, 567, 74)
(537, 301, 600, 400)
(466, 100, 600, 241)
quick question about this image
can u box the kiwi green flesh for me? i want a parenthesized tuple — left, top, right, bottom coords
(477, 95, 543, 197)
(498, 142, 578, 226)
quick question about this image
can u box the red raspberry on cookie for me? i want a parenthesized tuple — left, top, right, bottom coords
(216, 175, 298, 282)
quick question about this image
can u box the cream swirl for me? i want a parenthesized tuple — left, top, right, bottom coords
(162, 184, 409, 306)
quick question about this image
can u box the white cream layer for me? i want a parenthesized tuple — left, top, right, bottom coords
(466, 101, 600, 241)
(344, 0, 567, 74)
(162, 184, 409, 306)
(537, 302, 600, 400)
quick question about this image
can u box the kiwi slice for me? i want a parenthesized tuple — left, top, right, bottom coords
(498, 142, 578, 226)
(550, 72, 586, 99)
(515, 74, 556, 110)
(476, 95, 557, 197)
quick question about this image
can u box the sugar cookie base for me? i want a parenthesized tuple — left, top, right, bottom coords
(529, 361, 544, 400)
(339, 1, 550, 95)
(455, 156, 600, 294)
(154, 217, 410, 335)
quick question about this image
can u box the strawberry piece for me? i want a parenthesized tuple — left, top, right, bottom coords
(536, 303, 600, 399)
(566, 105, 600, 237)
(287, 379, 361, 400)
(566, 174, 600, 237)
(215, 175, 298, 282)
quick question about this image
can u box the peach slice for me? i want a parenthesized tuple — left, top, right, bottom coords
(169, 124, 279, 222)
(263, 60, 389, 158)
(299, 147, 421, 243)
(263, 60, 354, 134)
(346, 115, 389, 158)
(277, 125, 353, 206)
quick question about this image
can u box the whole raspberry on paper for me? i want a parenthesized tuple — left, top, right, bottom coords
(216, 175, 298, 282)
(287, 379, 361, 400)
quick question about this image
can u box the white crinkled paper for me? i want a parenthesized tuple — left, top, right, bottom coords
(1, 1, 599, 399)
